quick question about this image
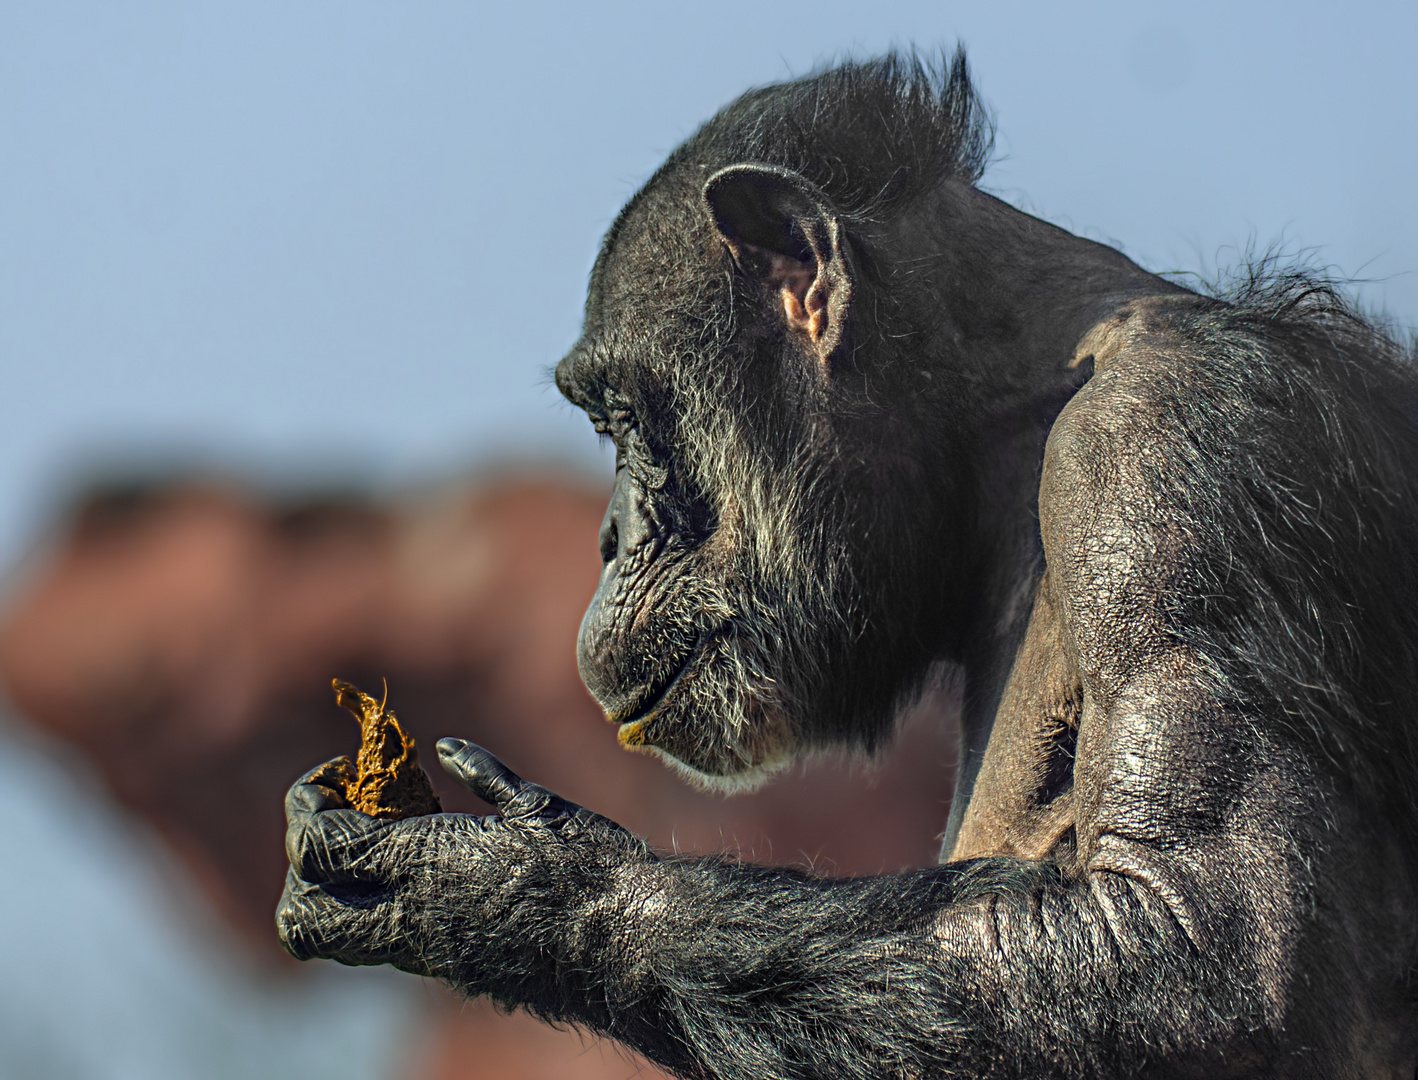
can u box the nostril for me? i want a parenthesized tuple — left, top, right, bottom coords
(600, 519, 619, 564)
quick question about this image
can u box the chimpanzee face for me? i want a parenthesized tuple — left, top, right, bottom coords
(556, 166, 944, 788)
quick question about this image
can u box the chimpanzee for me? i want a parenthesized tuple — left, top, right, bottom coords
(276, 51, 1418, 1077)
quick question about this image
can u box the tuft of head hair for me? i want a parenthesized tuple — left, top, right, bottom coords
(667, 46, 993, 218)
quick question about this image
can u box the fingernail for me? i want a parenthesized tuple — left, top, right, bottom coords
(436, 738, 465, 758)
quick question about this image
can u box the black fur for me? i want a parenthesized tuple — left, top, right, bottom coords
(278, 52, 1418, 1077)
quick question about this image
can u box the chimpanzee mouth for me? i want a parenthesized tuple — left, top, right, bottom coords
(318, 880, 390, 908)
(615, 631, 712, 729)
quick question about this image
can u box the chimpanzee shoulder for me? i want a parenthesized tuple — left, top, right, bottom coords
(1042, 284, 1418, 823)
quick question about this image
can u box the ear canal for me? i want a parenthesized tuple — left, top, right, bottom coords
(703, 165, 821, 264)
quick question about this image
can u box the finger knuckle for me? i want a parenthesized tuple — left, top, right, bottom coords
(276, 909, 313, 960)
(298, 837, 332, 882)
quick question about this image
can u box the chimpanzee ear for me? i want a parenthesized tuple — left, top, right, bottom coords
(703, 164, 821, 264)
(703, 164, 853, 372)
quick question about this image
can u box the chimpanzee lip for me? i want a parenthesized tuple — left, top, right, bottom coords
(615, 631, 712, 727)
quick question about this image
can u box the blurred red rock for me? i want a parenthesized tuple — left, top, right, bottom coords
(0, 471, 957, 1080)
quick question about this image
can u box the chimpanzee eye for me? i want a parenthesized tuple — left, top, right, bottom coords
(608, 408, 638, 443)
(595, 390, 669, 489)
(603, 389, 633, 418)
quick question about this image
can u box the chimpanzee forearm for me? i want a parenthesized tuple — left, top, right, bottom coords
(423, 847, 973, 1075)
(279, 729, 1310, 1078)
(276, 718, 1317, 1078)
(279, 731, 1315, 1071)
(418, 831, 1290, 1080)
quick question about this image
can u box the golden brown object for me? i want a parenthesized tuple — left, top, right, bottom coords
(330, 678, 442, 819)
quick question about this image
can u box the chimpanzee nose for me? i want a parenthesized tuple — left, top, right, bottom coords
(597, 472, 654, 568)
(579, 471, 663, 717)
(598, 504, 618, 565)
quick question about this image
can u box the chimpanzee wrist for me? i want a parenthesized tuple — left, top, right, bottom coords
(409, 813, 662, 1009)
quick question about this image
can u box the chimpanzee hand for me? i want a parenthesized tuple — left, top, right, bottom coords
(275, 738, 651, 999)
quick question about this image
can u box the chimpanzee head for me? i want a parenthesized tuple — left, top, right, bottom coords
(555, 52, 992, 788)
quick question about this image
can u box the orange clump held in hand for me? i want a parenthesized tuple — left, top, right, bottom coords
(317, 679, 442, 820)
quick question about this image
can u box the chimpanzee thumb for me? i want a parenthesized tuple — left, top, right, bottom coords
(438, 738, 647, 863)
(436, 738, 531, 807)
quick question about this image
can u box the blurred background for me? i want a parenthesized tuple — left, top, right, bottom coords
(0, 2, 1413, 1078)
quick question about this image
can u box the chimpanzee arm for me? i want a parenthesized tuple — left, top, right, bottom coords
(280, 644, 1316, 1074)
(280, 683, 1307, 1080)
(588, 673, 1305, 1079)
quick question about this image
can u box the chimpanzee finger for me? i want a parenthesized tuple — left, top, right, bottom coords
(437, 738, 538, 810)
(283, 756, 353, 826)
(286, 807, 391, 884)
(284, 766, 390, 884)
(435, 738, 619, 830)
(276, 869, 329, 962)
(275, 868, 398, 966)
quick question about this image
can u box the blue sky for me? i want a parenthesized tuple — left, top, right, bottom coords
(1, 1, 1415, 568)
